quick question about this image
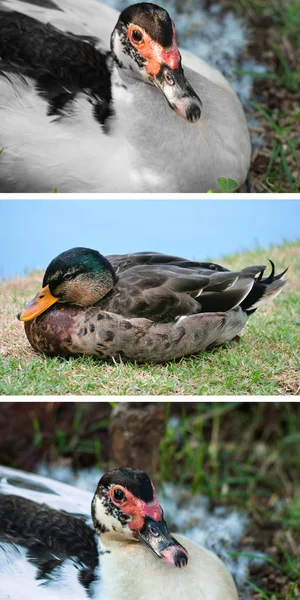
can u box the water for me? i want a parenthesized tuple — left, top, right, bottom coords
(0, 200, 299, 279)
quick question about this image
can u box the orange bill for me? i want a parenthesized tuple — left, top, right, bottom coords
(17, 285, 58, 322)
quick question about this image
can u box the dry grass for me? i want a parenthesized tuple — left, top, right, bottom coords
(0, 273, 43, 361)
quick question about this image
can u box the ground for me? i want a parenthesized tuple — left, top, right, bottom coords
(0, 240, 298, 395)
(205, 0, 300, 192)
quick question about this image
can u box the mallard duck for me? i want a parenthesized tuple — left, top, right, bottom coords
(0, 465, 239, 599)
(17, 247, 287, 362)
(0, 0, 251, 192)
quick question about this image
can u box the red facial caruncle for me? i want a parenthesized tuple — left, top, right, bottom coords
(127, 22, 181, 77)
(108, 483, 163, 531)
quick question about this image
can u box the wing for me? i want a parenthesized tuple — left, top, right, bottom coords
(102, 262, 265, 321)
(0, 4, 114, 191)
(0, 467, 102, 599)
(0, 9, 112, 119)
(0, 495, 99, 590)
(0, 0, 117, 45)
(106, 251, 228, 274)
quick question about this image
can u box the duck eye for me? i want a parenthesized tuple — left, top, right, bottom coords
(113, 488, 125, 502)
(64, 273, 74, 281)
(132, 29, 143, 43)
(165, 73, 175, 86)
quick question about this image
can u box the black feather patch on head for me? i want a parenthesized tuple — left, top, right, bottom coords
(99, 467, 154, 503)
(118, 3, 173, 48)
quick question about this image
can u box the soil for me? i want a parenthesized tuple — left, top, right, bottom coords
(242, 515, 300, 598)
(204, 0, 300, 191)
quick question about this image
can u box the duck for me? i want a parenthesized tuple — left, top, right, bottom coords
(0, 465, 239, 599)
(0, 0, 251, 192)
(17, 247, 288, 362)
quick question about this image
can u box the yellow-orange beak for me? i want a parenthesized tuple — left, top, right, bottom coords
(17, 284, 58, 322)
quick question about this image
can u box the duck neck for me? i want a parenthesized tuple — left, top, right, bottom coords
(110, 60, 146, 100)
(99, 533, 156, 600)
(61, 263, 117, 307)
(95, 267, 117, 301)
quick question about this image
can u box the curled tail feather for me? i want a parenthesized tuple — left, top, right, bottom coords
(241, 260, 288, 313)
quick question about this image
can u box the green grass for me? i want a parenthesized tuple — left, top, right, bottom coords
(159, 402, 300, 598)
(0, 240, 298, 395)
(31, 406, 106, 465)
(250, 101, 300, 193)
(217, 0, 300, 192)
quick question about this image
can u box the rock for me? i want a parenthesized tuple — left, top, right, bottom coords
(109, 403, 165, 480)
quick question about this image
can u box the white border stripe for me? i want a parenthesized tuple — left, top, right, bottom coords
(0, 193, 299, 200)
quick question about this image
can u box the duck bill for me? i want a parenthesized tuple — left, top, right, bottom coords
(17, 284, 58, 322)
(152, 64, 202, 123)
(137, 517, 188, 568)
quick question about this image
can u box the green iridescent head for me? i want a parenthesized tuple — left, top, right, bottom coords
(18, 247, 117, 322)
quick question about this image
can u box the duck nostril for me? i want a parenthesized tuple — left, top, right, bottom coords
(165, 72, 175, 86)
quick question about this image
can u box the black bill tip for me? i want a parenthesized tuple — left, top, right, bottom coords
(173, 549, 189, 568)
(186, 102, 202, 123)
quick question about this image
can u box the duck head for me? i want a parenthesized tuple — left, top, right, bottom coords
(92, 467, 188, 568)
(111, 2, 202, 123)
(17, 247, 117, 322)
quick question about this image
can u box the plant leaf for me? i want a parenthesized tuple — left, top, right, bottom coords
(217, 177, 238, 193)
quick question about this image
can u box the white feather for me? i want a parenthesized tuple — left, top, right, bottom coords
(0, 545, 96, 600)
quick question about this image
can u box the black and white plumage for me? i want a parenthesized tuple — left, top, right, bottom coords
(0, 0, 251, 192)
(0, 494, 99, 592)
(0, 466, 102, 600)
(0, 466, 239, 599)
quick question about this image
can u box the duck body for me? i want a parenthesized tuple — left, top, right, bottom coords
(100, 533, 237, 600)
(0, 466, 238, 600)
(17, 247, 288, 363)
(0, 0, 251, 192)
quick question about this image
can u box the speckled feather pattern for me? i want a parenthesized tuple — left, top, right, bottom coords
(25, 305, 248, 362)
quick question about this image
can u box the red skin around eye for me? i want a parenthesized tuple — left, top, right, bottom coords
(128, 23, 181, 76)
(108, 484, 163, 531)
